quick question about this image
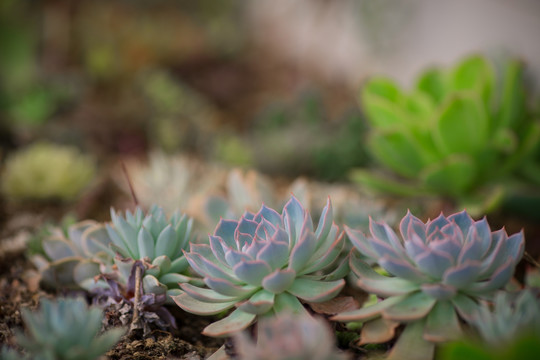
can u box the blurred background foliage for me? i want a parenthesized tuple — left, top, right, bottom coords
(0, 0, 539, 242)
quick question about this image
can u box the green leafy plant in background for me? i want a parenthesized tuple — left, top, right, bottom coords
(0, 1, 71, 131)
(333, 210, 524, 360)
(354, 55, 540, 214)
(1, 142, 96, 202)
(440, 290, 540, 360)
(138, 69, 219, 153)
(225, 89, 368, 181)
(0, 297, 124, 360)
(173, 197, 347, 337)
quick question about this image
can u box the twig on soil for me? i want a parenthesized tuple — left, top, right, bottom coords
(130, 265, 142, 333)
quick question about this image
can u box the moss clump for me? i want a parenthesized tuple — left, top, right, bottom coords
(1, 142, 96, 202)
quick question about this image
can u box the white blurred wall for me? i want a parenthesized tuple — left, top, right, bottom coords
(248, 0, 540, 90)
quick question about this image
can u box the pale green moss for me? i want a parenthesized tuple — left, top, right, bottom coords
(1, 142, 96, 202)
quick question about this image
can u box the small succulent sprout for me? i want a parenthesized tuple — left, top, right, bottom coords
(32, 220, 113, 291)
(473, 290, 540, 345)
(173, 196, 348, 337)
(2, 297, 124, 360)
(1, 142, 96, 202)
(106, 205, 197, 299)
(234, 312, 350, 360)
(333, 210, 524, 360)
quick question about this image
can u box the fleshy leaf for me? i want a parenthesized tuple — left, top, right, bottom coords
(332, 295, 406, 322)
(203, 309, 256, 337)
(172, 293, 237, 316)
(180, 283, 237, 303)
(287, 278, 344, 303)
(424, 301, 462, 342)
(386, 320, 435, 360)
(236, 289, 275, 315)
(434, 95, 488, 155)
(233, 260, 272, 286)
(261, 269, 296, 294)
(205, 277, 257, 298)
(382, 291, 437, 321)
(137, 227, 155, 260)
(359, 317, 400, 345)
(443, 261, 482, 288)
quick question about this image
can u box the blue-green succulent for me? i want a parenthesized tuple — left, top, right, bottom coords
(173, 197, 348, 337)
(333, 210, 524, 360)
(106, 205, 199, 299)
(1, 297, 124, 360)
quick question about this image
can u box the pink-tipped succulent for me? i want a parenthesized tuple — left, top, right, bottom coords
(173, 196, 347, 337)
(333, 210, 524, 360)
(234, 312, 349, 360)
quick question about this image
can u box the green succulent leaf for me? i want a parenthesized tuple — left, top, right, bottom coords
(202, 308, 256, 337)
(350, 169, 427, 197)
(420, 154, 476, 196)
(435, 94, 489, 155)
(416, 67, 448, 103)
(424, 301, 462, 342)
(369, 128, 428, 178)
(450, 55, 494, 104)
(386, 319, 435, 360)
(287, 278, 345, 303)
(382, 291, 437, 321)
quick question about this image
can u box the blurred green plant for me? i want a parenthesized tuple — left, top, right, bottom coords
(1, 142, 96, 202)
(354, 55, 540, 214)
(439, 335, 540, 360)
(0, 1, 70, 130)
(230, 90, 368, 181)
(0, 297, 124, 360)
(138, 69, 219, 153)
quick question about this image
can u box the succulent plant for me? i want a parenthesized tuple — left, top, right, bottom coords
(116, 151, 226, 217)
(173, 197, 348, 337)
(233, 312, 349, 360)
(93, 260, 177, 336)
(32, 220, 114, 291)
(354, 55, 540, 214)
(440, 290, 540, 360)
(0, 142, 96, 202)
(473, 289, 540, 345)
(0, 297, 124, 360)
(333, 210, 524, 360)
(106, 205, 199, 299)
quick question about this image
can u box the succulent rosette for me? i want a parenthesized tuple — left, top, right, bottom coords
(473, 289, 540, 345)
(333, 210, 524, 360)
(106, 205, 198, 300)
(32, 220, 113, 291)
(173, 197, 347, 337)
(234, 313, 349, 360)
